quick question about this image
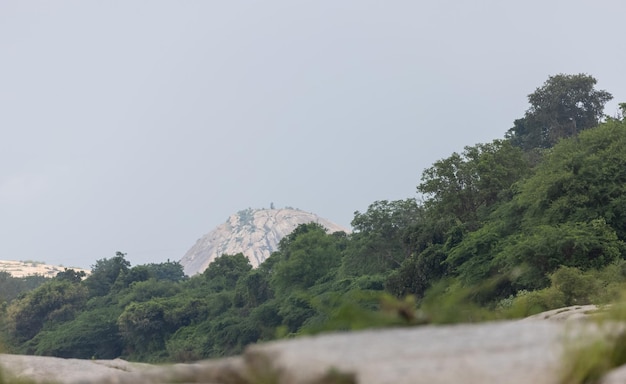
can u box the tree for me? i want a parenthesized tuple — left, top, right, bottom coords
(271, 223, 343, 293)
(55, 268, 86, 283)
(277, 292, 316, 333)
(496, 220, 623, 290)
(202, 253, 252, 292)
(517, 119, 626, 240)
(376, 142, 529, 298)
(117, 278, 181, 307)
(0, 272, 48, 303)
(342, 199, 422, 276)
(117, 300, 173, 357)
(144, 260, 186, 282)
(84, 252, 131, 297)
(6, 280, 88, 342)
(385, 244, 447, 298)
(507, 73, 612, 150)
(31, 305, 123, 359)
(447, 120, 626, 292)
(117, 261, 185, 288)
(418, 140, 530, 231)
(233, 268, 273, 308)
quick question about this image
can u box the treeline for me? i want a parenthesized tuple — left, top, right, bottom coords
(2, 73, 626, 363)
(0, 272, 48, 304)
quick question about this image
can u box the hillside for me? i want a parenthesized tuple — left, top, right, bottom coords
(180, 208, 350, 276)
(0, 260, 90, 278)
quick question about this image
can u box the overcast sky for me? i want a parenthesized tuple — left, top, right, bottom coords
(1, 1, 625, 270)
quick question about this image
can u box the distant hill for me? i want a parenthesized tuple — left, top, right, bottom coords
(180, 208, 350, 276)
(0, 260, 90, 278)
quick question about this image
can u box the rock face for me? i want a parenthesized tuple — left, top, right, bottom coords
(180, 208, 350, 276)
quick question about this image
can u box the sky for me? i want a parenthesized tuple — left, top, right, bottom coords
(1, 1, 625, 270)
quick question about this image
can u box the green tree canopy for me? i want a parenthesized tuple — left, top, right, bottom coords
(0, 272, 48, 303)
(31, 305, 123, 359)
(271, 223, 343, 293)
(6, 279, 88, 342)
(84, 252, 131, 297)
(517, 119, 626, 239)
(418, 140, 530, 231)
(144, 260, 186, 282)
(202, 253, 252, 292)
(342, 199, 422, 276)
(507, 73, 612, 150)
(55, 268, 86, 283)
(447, 119, 626, 291)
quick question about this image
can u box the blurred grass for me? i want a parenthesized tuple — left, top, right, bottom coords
(0, 363, 39, 384)
(559, 297, 626, 384)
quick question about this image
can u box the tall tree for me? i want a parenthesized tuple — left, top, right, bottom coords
(342, 199, 422, 276)
(450, 120, 626, 291)
(6, 279, 88, 342)
(418, 140, 530, 231)
(516, 119, 626, 240)
(507, 73, 612, 150)
(271, 223, 343, 293)
(202, 253, 252, 293)
(84, 252, 131, 297)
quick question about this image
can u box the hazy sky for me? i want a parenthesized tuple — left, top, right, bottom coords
(1, 1, 625, 269)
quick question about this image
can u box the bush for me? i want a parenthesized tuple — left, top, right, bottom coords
(505, 288, 566, 318)
(550, 266, 599, 306)
(28, 305, 123, 359)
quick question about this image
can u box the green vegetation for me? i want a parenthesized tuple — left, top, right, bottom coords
(558, 302, 626, 384)
(0, 272, 48, 303)
(506, 73, 612, 150)
(560, 331, 626, 384)
(238, 208, 256, 226)
(0, 367, 40, 384)
(0, 73, 625, 382)
(0, 343, 41, 384)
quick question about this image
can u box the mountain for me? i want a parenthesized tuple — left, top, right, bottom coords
(180, 208, 350, 276)
(0, 259, 90, 278)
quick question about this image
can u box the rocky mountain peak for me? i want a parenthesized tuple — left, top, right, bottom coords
(179, 208, 350, 276)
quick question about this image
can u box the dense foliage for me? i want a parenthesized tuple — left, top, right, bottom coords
(506, 73, 612, 150)
(2, 73, 626, 363)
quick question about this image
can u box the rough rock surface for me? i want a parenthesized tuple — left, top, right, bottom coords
(521, 304, 600, 322)
(1, 306, 621, 384)
(242, 320, 566, 384)
(180, 208, 350, 275)
(0, 355, 152, 383)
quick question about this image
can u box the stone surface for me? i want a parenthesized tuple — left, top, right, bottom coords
(0, 354, 152, 383)
(243, 321, 566, 384)
(521, 304, 601, 322)
(0, 320, 584, 383)
(180, 208, 350, 275)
